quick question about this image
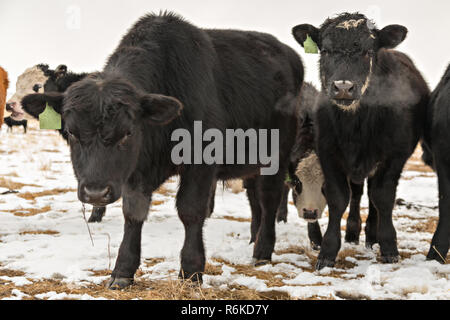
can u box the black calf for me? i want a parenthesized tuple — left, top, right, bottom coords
(22, 12, 303, 288)
(293, 13, 430, 269)
(4, 117, 27, 133)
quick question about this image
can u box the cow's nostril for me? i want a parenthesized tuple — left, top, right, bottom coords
(303, 209, 318, 220)
(83, 185, 112, 202)
(333, 80, 355, 100)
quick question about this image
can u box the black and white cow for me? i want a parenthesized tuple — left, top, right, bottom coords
(22, 12, 304, 288)
(292, 13, 430, 269)
(284, 82, 371, 250)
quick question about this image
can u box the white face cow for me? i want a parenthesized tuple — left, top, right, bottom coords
(293, 152, 327, 223)
(6, 65, 50, 116)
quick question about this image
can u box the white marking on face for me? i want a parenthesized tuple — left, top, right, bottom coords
(295, 152, 327, 221)
(332, 57, 373, 113)
(7, 66, 49, 106)
(336, 19, 366, 30)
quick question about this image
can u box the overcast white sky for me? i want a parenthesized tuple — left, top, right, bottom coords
(1, 0, 449, 97)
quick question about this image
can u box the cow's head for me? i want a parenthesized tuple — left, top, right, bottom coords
(42, 64, 68, 93)
(6, 64, 53, 113)
(293, 13, 408, 111)
(289, 153, 326, 223)
(22, 74, 183, 206)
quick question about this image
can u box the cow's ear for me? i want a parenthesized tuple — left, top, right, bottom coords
(21, 92, 64, 118)
(55, 65, 68, 79)
(140, 94, 183, 125)
(292, 24, 320, 48)
(378, 25, 408, 49)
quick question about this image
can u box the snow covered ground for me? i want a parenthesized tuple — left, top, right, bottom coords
(0, 121, 448, 300)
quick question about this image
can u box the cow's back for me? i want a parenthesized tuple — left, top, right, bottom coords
(107, 12, 303, 132)
(207, 29, 304, 129)
(374, 49, 430, 150)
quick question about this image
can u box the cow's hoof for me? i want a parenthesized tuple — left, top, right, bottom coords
(106, 277, 134, 290)
(426, 247, 448, 264)
(311, 242, 321, 251)
(365, 241, 377, 250)
(277, 216, 287, 223)
(252, 258, 270, 267)
(179, 270, 203, 283)
(345, 234, 360, 245)
(88, 215, 103, 223)
(315, 258, 335, 270)
(380, 255, 399, 264)
(276, 211, 288, 223)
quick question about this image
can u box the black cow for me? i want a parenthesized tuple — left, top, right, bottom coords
(3, 116, 27, 133)
(422, 64, 450, 263)
(292, 13, 430, 270)
(22, 12, 303, 289)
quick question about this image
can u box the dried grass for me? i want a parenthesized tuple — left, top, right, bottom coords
(18, 189, 76, 201)
(0, 275, 291, 300)
(219, 216, 251, 223)
(3, 206, 52, 217)
(19, 230, 60, 236)
(0, 177, 39, 190)
(154, 185, 176, 197)
(151, 200, 165, 206)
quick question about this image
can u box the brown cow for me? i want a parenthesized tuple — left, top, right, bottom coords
(0, 67, 9, 127)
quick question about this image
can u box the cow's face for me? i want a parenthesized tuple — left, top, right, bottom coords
(42, 65, 68, 93)
(293, 13, 408, 111)
(290, 153, 326, 223)
(6, 65, 52, 112)
(21, 75, 183, 206)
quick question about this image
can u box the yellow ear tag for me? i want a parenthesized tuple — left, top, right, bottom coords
(304, 35, 319, 54)
(39, 103, 62, 130)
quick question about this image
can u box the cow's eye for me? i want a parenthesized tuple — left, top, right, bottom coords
(118, 131, 132, 147)
(32, 84, 42, 93)
(321, 49, 329, 55)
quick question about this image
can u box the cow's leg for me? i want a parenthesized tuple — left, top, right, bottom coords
(276, 184, 289, 223)
(365, 181, 378, 249)
(176, 167, 215, 282)
(308, 221, 322, 251)
(345, 182, 363, 244)
(245, 177, 262, 244)
(23, 121, 27, 134)
(107, 187, 150, 289)
(368, 160, 404, 264)
(252, 170, 286, 265)
(316, 164, 350, 270)
(210, 182, 216, 216)
(88, 206, 106, 223)
(427, 154, 450, 263)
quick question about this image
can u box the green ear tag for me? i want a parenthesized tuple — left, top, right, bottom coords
(39, 103, 62, 130)
(304, 35, 319, 54)
(285, 173, 292, 184)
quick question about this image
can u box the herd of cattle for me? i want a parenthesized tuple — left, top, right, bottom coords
(0, 11, 448, 290)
